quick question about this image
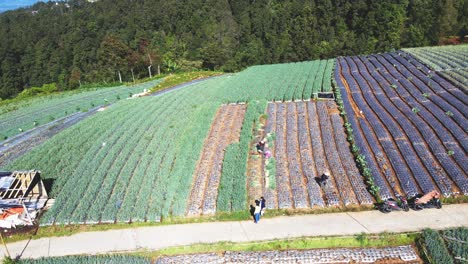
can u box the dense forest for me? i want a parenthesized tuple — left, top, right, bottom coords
(0, 0, 466, 99)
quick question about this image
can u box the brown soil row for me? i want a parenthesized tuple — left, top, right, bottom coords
(263, 101, 373, 209)
(186, 104, 246, 216)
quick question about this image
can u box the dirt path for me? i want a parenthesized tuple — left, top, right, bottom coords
(261, 103, 278, 209)
(4, 204, 467, 259)
(0, 108, 99, 168)
(246, 115, 265, 208)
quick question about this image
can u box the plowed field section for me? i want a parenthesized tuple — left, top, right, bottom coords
(265, 101, 373, 209)
(187, 104, 246, 216)
(336, 53, 468, 199)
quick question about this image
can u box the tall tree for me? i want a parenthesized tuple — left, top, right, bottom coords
(97, 34, 130, 83)
(0, 0, 465, 98)
(435, 0, 459, 40)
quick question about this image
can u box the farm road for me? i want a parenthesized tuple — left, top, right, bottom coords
(3, 204, 467, 259)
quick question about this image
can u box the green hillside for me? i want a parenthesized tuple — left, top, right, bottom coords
(0, 0, 465, 98)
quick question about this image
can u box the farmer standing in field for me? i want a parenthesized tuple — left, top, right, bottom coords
(254, 200, 261, 223)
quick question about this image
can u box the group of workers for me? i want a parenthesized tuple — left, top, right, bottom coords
(253, 197, 266, 223)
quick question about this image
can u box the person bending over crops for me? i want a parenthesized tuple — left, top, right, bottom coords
(256, 140, 266, 153)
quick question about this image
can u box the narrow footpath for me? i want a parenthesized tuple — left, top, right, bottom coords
(3, 204, 467, 259)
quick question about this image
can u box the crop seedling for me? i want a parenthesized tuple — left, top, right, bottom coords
(351, 144, 359, 154)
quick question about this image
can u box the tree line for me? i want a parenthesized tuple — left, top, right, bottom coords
(0, 0, 465, 99)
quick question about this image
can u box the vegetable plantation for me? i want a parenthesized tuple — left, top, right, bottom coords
(262, 101, 373, 209)
(0, 79, 162, 140)
(152, 246, 419, 263)
(187, 104, 246, 216)
(5, 47, 466, 226)
(16, 245, 422, 263)
(217, 99, 267, 213)
(6, 59, 336, 224)
(336, 52, 468, 201)
(404, 45, 467, 71)
(220, 59, 335, 102)
(442, 227, 468, 263)
(404, 45, 468, 90)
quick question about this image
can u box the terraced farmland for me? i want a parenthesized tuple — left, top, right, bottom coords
(8, 82, 222, 224)
(404, 45, 467, 90)
(0, 79, 162, 140)
(336, 52, 468, 200)
(7, 49, 466, 226)
(263, 101, 373, 209)
(6, 58, 337, 224)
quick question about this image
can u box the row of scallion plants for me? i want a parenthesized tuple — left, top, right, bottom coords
(418, 227, 468, 264)
(8, 59, 336, 224)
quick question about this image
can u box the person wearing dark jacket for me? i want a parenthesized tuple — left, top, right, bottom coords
(260, 196, 266, 215)
(256, 140, 266, 153)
